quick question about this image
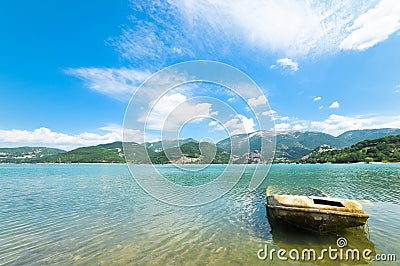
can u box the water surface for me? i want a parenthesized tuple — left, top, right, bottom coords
(0, 164, 399, 265)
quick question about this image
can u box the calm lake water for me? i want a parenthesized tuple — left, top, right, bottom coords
(0, 164, 399, 265)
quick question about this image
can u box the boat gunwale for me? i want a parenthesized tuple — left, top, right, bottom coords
(266, 204, 369, 218)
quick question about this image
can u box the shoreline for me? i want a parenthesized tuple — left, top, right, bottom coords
(1, 162, 400, 165)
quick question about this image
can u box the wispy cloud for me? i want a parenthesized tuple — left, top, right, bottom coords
(177, 1, 379, 57)
(329, 101, 340, 109)
(68, 1, 394, 101)
(65, 67, 151, 101)
(340, 0, 400, 51)
(109, 1, 197, 68)
(395, 85, 400, 92)
(109, 0, 378, 66)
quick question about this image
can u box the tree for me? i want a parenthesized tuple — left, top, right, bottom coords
(365, 157, 374, 164)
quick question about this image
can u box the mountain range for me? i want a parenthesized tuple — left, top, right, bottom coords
(1, 128, 400, 164)
(300, 134, 400, 163)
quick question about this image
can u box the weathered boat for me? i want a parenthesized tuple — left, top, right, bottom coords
(266, 186, 369, 233)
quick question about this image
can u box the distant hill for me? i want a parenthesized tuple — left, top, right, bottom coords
(217, 130, 349, 162)
(43, 140, 229, 164)
(0, 147, 65, 163)
(45, 142, 126, 163)
(145, 138, 197, 152)
(2, 128, 400, 164)
(300, 134, 400, 163)
(149, 141, 230, 164)
(337, 128, 400, 145)
(299, 145, 338, 161)
(217, 131, 274, 157)
(275, 131, 348, 161)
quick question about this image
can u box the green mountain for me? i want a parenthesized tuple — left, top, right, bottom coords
(275, 131, 348, 161)
(145, 138, 197, 152)
(0, 147, 65, 163)
(124, 139, 203, 164)
(45, 142, 126, 163)
(42, 139, 229, 164)
(337, 128, 400, 145)
(148, 141, 230, 164)
(2, 128, 400, 164)
(216, 133, 248, 153)
(300, 134, 400, 163)
(217, 130, 349, 162)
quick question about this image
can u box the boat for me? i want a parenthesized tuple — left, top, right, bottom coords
(266, 186, 369, 233)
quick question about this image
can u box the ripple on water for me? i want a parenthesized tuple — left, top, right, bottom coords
(0, 164, 399, 265)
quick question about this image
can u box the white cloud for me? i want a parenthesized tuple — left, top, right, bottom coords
(318, 105, 324, 110)
(248, 95, 267, 107)
(209, 114, 256, 135)
(252, 109, 400, 136)
(226, 115, 256, 135)
(228, 97, 236, 102)
(268, 110, 299, 123)
(262, 110, 277, 116)
(308, 114, 400, 136)
(145, 93, 187, 130)
(309, 114, 375, 136)
(272, 113, 400, 136)
(208, 120, 225, 132)
(273, 58, 299, 73)
(292, 123, 308, 131)
(278, 116, 291, 121)
(329, 101, 340, 109)
(0, 127, 123, 151)
(144, 93, 213, 131)
(102, 124, 160, 144)
(395, 85, 400, 92)
(273, 113, 308, 131)
(208, 121, 219, 127)
(275, 123, 291, 131)
(0, 125, 161, 151)
(239, 115, 256, 134)
(65, 67, 151, 101)
(313, 96, 322, 101)
(340, 0, 400, 51)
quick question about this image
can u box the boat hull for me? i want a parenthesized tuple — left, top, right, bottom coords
(266, 195, 369, 233)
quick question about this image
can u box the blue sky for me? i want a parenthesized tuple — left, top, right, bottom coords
(0, 0, 400, 150)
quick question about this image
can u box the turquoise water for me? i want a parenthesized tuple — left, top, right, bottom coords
(0, 164, 399, 265)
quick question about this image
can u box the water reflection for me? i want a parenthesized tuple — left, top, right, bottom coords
(267, 214, 376, 265)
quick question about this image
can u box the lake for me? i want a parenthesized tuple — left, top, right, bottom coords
(0, 164, 399, 265)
